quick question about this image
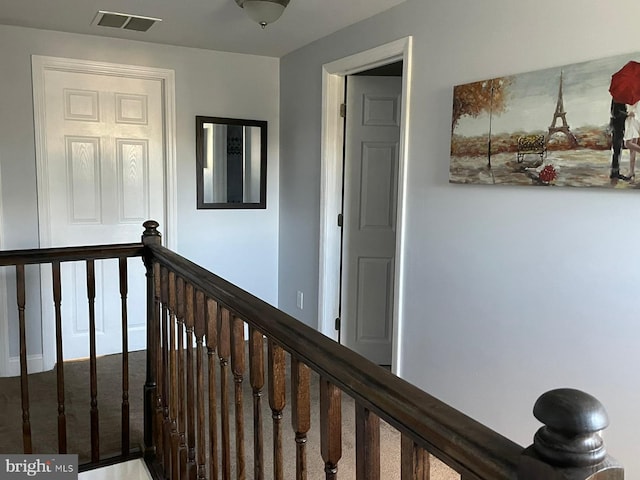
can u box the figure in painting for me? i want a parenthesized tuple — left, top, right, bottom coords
(609, 100, 628, 180)
(609, 60, 640, 181)
(623, 100, 640, 181)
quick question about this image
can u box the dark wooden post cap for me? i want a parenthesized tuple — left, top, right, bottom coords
(142, 220, 161, 245)
(534, 388, 609, 434)
(519, 389, 623, 479)
(532, 388, 608, 467)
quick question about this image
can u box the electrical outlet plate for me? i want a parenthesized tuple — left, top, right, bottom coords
(296, 291, 304, 310)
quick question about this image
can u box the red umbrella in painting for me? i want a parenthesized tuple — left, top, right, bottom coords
(610, 61, 640, 105)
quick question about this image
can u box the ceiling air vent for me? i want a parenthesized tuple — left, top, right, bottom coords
(92, 11, 161, 32)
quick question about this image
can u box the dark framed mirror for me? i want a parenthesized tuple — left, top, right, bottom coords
(196, 116, 267, 209)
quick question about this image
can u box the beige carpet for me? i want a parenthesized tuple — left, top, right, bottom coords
(0, 351, 146, 462)
(0, 349, 459, 479)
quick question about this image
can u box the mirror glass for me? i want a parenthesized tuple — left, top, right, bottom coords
(196, 116, 267, 209)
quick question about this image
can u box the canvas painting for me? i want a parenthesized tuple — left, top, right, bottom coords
(449, 52, 640, 189)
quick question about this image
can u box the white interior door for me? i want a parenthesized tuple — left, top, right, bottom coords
(341, 75, 402, 365)
(39, 68, 165, 361)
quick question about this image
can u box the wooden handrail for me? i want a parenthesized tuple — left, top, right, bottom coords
(146, 242, 522, 480)
(0, 243, 143, 266)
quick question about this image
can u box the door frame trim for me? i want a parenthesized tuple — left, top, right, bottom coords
(32, 55, 177, 370)
(318, 37, 412, 376)
(0, 160, 8, 376)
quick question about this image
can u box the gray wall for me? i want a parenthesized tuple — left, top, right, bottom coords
(278, 0, 640, 476)
(0, 25, 279, 361)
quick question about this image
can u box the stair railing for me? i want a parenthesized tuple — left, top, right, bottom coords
(141, 220, 624, 480)
(0, 242, 145, 470)
(0, 221, 624, 479)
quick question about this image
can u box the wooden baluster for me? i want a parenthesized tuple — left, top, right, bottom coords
(355, 403, 380, 480)
(218, 307, 232, 480)
(16, 264, 32, 454)
(52, 261, 67, 453)
(86, 260, 100, 462)
(142, 220, 161, 457)
(230, 315, 246, 480)
(177, 277, 188, 480)
(268, 340, 286, 480)
(189, 290, 206, 480)
(154, 262, 164, 461)
(248, 327, 264, 480)
(185, 283, 198, 480)
(195, 291, 207, 480)
(119, 257, 130, 456)
(320, 378, 341, 480)
(206, 298, 219, 480)
(291, 357, 310, 480)
(169, 271, 180, 480)
(400, 435, 429, 480)
(161, 266, 171, 472)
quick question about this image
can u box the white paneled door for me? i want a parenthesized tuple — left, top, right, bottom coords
(38, 66, 166, 362)
(341, 75, 401, 365)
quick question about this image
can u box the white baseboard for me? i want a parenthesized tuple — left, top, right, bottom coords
(5, 354, 45, 377)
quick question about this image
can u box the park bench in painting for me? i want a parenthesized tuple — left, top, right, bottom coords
(517, 134, 546, 163)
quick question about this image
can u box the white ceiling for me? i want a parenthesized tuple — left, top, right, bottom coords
(0, 0, 406, 57)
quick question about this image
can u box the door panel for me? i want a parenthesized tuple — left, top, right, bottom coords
(342, 76, 401, 365)
(67, 136, 102, 223)
(117, 139, 149, 222)
(356, 257, 393, 341)
(359, 142, 397, 230)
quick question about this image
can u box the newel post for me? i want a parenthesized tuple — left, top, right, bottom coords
(142, 220, 162, 456)
(519, 388, 623, 480)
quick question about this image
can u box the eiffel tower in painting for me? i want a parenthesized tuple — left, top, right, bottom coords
(548, 70, 578, 147)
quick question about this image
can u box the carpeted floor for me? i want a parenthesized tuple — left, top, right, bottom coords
(0, 351, 146, 463)
(0, 349, 458, 479)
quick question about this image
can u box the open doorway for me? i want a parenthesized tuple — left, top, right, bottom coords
(318, 38, 412, 375)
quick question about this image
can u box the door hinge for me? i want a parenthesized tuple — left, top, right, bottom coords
(335, 317, 341, 331)
(337, 213, 343, 227)
(340, 103, 346, 118)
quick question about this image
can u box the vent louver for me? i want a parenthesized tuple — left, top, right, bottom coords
(92, 11, 161, 32)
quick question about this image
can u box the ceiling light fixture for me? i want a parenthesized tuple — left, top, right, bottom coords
(235, 0, 290, 29)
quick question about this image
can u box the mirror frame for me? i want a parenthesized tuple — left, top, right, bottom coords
(195, 115, 267, 209)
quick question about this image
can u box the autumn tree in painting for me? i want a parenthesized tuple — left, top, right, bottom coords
(451, 77, 512, 132)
